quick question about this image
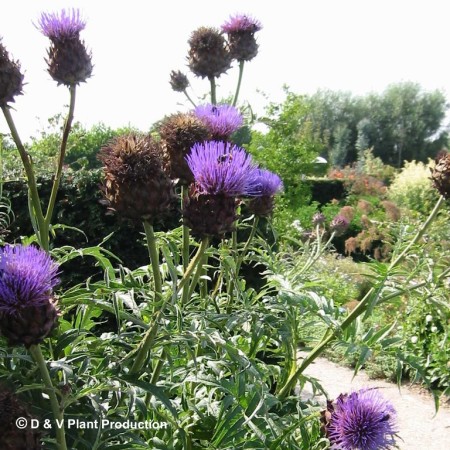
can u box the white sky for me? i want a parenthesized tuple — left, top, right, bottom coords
(1, 0, 449, 141)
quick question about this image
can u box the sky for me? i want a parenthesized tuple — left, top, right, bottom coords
(1, 0, 449, 141)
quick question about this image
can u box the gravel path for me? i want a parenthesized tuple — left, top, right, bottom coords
(298, 353, 450, 450)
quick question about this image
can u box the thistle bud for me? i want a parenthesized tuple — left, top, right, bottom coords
(221, 14, 262, 62)
(37, 9, 92, 86)
(159, 113, 210, 184)
(169, 70, 189, 92)
(312, 212, 326, 227)
(0, 40, 24, 106)
(0, 388, 42, 449)
(188, 27, 232, 79)
(430, 151, 450, 199)
(98, 134, 175, 222)
(0, 245, 59, 348)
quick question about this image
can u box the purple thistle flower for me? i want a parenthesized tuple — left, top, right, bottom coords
(37, 8, 86, 40)
(186, 141, 255, 196)
(221, 14, 262, 33)
(330, 214, 350, 236)
(246, 168, 283, 197)
(0, 245, 59, 315)
(194, 104, 243, 140)
(326, 388, 398, 450)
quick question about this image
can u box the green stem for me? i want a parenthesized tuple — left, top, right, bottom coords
(178, 237, 209, 296)
(200, 253, 209, 299)
(143, 221, 162, 308)
(209, 77, 217, 105)
(278, 195, 446, 399)
(183, 90, 197, 108)
(389, 195, 445, 270)
(29, 345, 67, 450)
(131, 238, 209, 373)
(1, 106, 47, 249)
(44, 85, 77, 232)
(232, 60, 245, 107)
(181, 186, 190, 305)
(235, 216, 259, 275)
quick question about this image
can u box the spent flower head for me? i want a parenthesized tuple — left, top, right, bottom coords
(186, 140, 255, 196)
(188, 27, 232, 79)
(0, 39, 24, 106)
(323, 388, 398, 450)
(194, 104, 243, 140)
(98, 134, 175, 222)
(0, 245, 59, 315)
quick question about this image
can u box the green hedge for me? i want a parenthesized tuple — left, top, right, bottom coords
(3, 169, 180, 282)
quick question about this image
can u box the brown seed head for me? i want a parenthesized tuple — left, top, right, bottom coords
(98, 134, 175, 222)
(0, 40, 24, 106)
(188, 27, 232, 79)
(430, 152, 450, 199)
(159, 113, 211, 184)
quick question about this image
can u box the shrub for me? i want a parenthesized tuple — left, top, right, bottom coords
(388, 160, 439, 215)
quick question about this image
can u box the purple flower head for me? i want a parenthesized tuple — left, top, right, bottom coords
(246, 168, 283, 197)
(330, 214, 350, 236)
(327, 388, 398, 450)
(186, 141, 255, 196)
(0, 245, 59, 315)
(194, 104, 243, 140)
(37, 9, 86, 40)
(221, 14, 262, 34)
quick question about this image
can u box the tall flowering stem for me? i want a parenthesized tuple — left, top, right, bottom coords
(232, 60, 245, 107)
(278, 195, 446, 399)
(29, 345, 68, 450)
(209, 77, 217, 105)
(44, 84, 77, 235)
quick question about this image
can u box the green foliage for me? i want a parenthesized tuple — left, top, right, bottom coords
(247, 90, 325, 233)
(304, 82, 448, 166)
(29, 115, 140, 170)
(388, 159, 439, 215)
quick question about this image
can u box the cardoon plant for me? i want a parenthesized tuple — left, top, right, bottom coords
(194, 103, 243, 141)
(322, 388, 398, 450)
(1, 8, 92, 251)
